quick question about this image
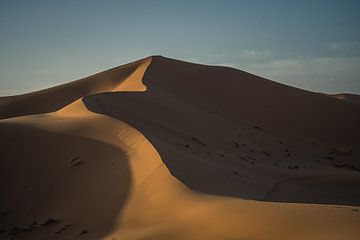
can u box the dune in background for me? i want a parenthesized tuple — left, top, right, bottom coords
(331, 93, 360, 105)
(1, 56, 360, 240)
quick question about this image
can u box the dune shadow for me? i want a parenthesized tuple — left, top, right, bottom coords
(0, 123, 131, 239)
(84, 92, 360, 207)
(83, 56, 360, 207)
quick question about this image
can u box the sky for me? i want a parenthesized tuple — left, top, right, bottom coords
(1, 0, 360, 95)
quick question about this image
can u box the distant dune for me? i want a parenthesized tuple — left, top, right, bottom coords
(331, 93, 360, 105)
(1, 56, 359, 240)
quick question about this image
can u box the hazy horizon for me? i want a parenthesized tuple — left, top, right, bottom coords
(1, 0, 360, 95)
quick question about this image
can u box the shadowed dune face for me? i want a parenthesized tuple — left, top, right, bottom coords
(84, 56, 360, 206)
(143, 57, 360, 146)
(0, 122, 131, 239)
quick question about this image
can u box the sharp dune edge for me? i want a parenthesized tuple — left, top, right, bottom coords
(0, 56, 359, 240)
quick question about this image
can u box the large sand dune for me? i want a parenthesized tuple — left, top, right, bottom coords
(1, 56, 359, 239)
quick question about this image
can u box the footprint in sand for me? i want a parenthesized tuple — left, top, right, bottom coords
(41, 218, 59, 226)
(239, 156, 248, 162)
(333, 164, 360, 172)
(261, 150, 271, 156)
(191, 137, 207, 146)
(288, 165, 299, 170)
(70, 156, 84, 166)
(56, 224, 71, 234)
(232, 141, 240, 148)
(253, 126, 264, 131)
(329, 148, 353, 157)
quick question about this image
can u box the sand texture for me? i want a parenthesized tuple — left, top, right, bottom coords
(1, 56, 360, 240)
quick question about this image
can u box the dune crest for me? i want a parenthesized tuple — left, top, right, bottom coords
(54, 99, 93, 118)
(0, 57, 151, 119)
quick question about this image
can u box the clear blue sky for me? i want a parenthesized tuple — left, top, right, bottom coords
(1, 0, 360, 95)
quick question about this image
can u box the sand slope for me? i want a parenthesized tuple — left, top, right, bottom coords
(85, 56, 360, 204)
(0, 57, 151, 119)
(1, 56, 360, 240)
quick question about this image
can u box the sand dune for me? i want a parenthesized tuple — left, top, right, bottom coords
(331, 93, 360, 105)
(85, 56, 360, 204)
(1, 56, 360, 239)
(0, 57, 151, 119)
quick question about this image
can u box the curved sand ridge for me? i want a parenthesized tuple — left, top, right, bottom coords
(0, 56, 360, 239)
(85, 56, 360, 205)
(0, 57, 151, 119)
